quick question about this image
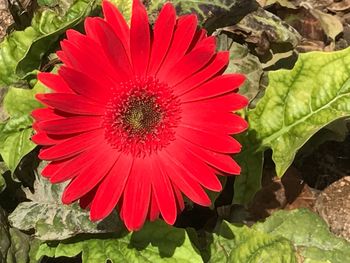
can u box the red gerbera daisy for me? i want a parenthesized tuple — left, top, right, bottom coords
(32, 0, 248, 231)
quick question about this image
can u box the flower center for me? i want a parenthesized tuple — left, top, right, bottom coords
(121, 96, 161, 135)
(103, 77, 180, 157)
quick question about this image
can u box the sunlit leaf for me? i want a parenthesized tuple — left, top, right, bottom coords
(249, 47, 350, 176)
(0, 0, 95, 87)
(0, 82, 45, 172)
(34, 220, 203, 262)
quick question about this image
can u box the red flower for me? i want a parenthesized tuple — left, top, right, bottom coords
(32, 0, 248, 231)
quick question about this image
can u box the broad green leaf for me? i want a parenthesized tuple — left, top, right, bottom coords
(0, 206, 32, 263)
(0, 0, 95, 87)
(249, 47, 350, 176)
(253, 209, 350, 263)
(0, 82, 45, 172)
(203, 209, 350, 262)
(9, 162, 123, 240)
(34, 220, 203, 263)
(205, 220, 296, 262)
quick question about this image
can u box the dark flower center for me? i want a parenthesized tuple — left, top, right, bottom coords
(121, 96, 162, 136)
(103, 77, 180, 156)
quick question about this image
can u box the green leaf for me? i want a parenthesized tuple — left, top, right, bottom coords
(9, 162, 123, 240)
(16, 0, 96, 78)
(0, 162, 7, 192)
(0, 82, 45, 172)
(248, 47, 350, 176)
(35, 220, 203, 262)
(0, 0, 95, 87)
(205, 220, 297, 262)
(203, 209, 350, 262)
(108, 0, 133, 23)
(233, 132, 263, 205)
(253, 209, 350, 263)
(0, 206, 32, 263)
(37, 0, 75, 14)
(148, 0, 230, 22)
(229, 7, 301, 50)
(216, 33, 263, 103)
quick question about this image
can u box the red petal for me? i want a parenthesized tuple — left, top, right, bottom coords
(158, 151, 211, 206)
(130, 0, 150, 76)
(49, 148, 99, 183)
(181, 93, 249, 112)
(102, 0, 130, 58)
(37, 116, 102, 135)
(174, 52, 229, 96)
(39, 130, 104, 161)
(41, 160, 66, 178)
(166, 143, 222, 192)
(62, 143, 117, 204)
(181, 111, 248, 134)
(32, 132, 66, 146)
(181, 74, 246, 102)
(84, 18, 132, 81)
(57, 51, 72, 67)
(172, 184, 185, 212)
(151, 157, 177, 225)
(60, 37, 119, 84)
(90, 154, 133, 221)
(32, 108, 64, 122)
(122, 158, 151, 231)
(59, 66, 113, 105)
(159, 37, 216, 86)
(156, 15, 198, 77)
(165, 144, 222, 191)
(149, 192, 160, 222)
(177, 137, 241, 174)
(38, 72, 72, 93)
(79, 186, 99, 209)
(147, 3, 176, 75)
(36, 93, 105, 115)
(177, 127, 242, 153)
(187, 29, 207, 52)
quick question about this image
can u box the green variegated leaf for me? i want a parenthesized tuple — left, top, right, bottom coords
(9, 162, 123, 240)
(34, 220, 203, 262)
(0, 82, 45, 172)
(249, 47, 350, 176)
(0, 0, 95, 87)
(148, 0, 230, 22)
(216, 33, 263, 103)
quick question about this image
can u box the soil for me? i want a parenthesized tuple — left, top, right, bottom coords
(0, 0, 13, 41)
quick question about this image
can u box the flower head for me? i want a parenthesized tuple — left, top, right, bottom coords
(32, 0, 248, 231)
